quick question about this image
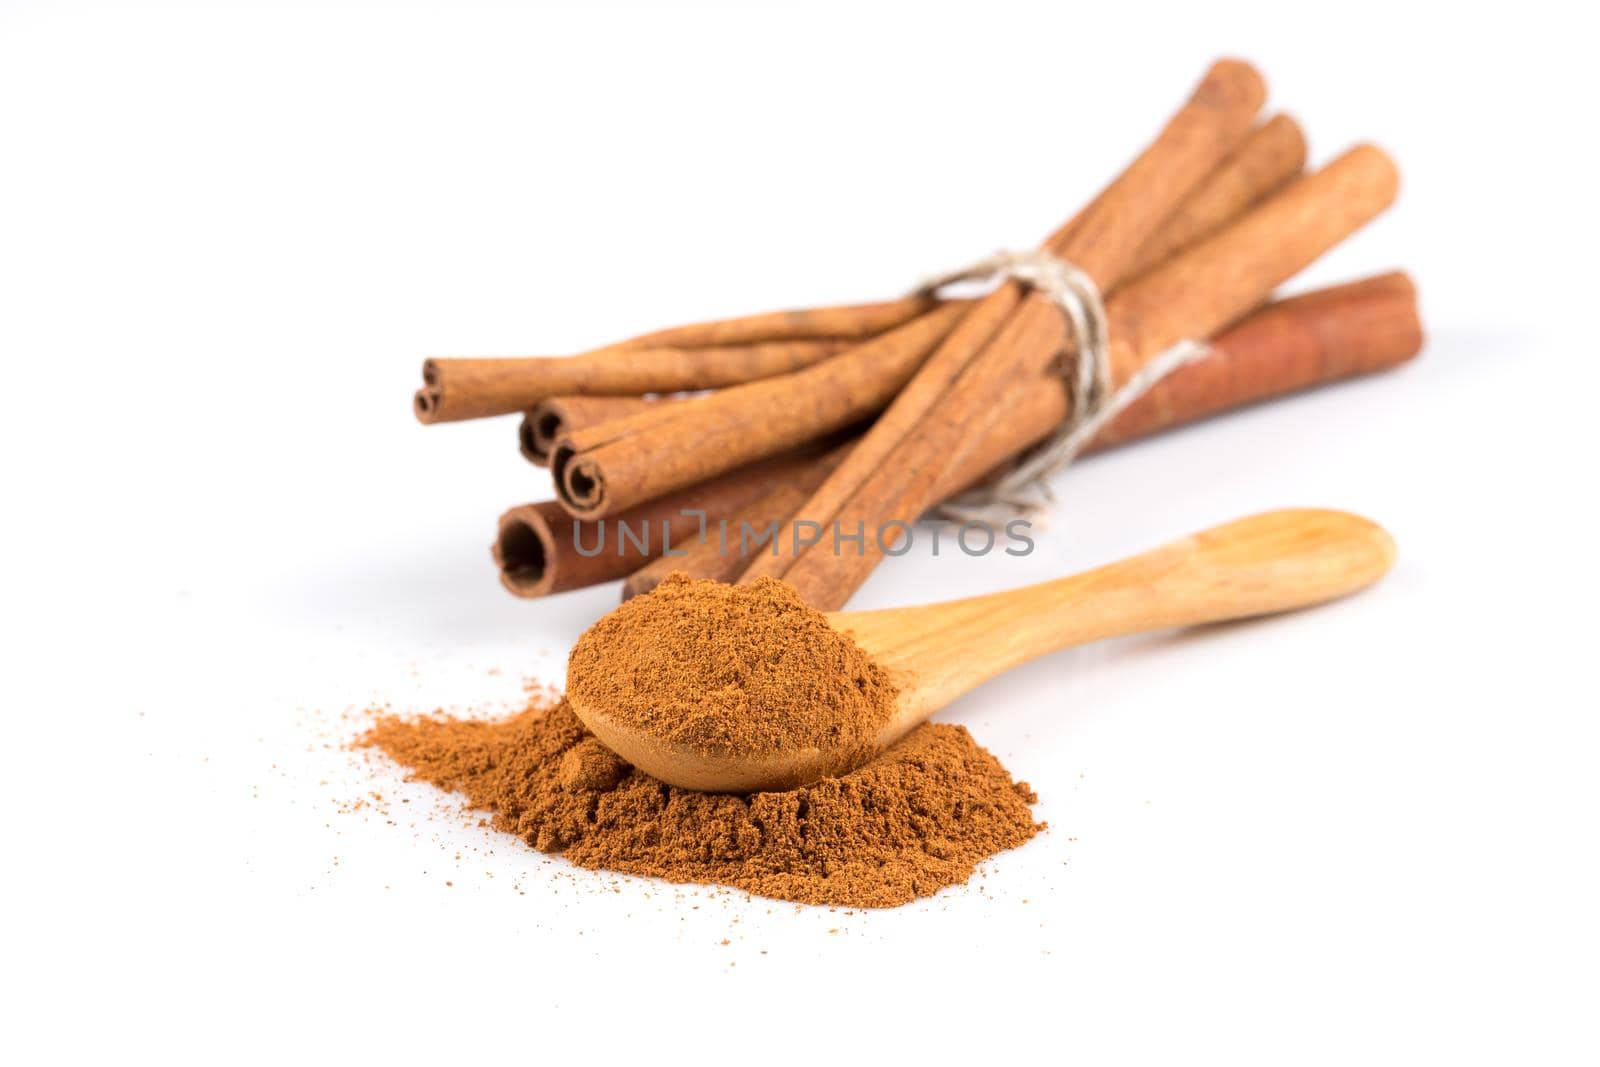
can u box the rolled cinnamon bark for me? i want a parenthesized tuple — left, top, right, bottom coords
(493, 446, 839, 598)
(417, 338, 853, 424)
(519, 395, 689, 466)
(1088, 271, 1422, 449)
(417, 294, 942, 423)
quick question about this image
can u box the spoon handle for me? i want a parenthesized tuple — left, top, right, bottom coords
(1017, 506, 1394, 640)
(845, 509, 1395, 706)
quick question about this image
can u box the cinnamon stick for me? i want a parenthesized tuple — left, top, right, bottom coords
(552, 300, 971, 519)
(776, 144, 1401, 608)
(416, 294, 940, 423)
(493, 447, 839, 598)
(630, 272, 1420, 598)
(417, 338, 853, 424)
(1088, 271, 1422, 449)
(520, 394, 689, 466)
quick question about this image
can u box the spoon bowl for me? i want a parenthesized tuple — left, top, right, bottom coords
(573, 508, 1396, 792)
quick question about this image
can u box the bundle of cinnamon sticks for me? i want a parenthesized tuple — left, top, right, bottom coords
(415, 59, 1423, 609)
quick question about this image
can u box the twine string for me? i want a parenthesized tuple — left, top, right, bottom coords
(916, 250, 1210, 525)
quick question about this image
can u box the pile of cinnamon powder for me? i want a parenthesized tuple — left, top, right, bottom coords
(363, 697, 1040, 908)
(362, 574, 1041, 907)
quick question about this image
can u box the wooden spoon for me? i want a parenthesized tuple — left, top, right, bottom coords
(572, 508, 1396, 792)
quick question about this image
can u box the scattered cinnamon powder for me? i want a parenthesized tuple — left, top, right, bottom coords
(362, 696, 1041, 908)
(567, 574, 897, 757)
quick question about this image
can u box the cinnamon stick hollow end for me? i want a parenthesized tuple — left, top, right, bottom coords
(520, 400, 584, 466)
(518, 409, 555, 465)
(414, 360, 446, 424)
(552, 443, 609, 521)
(564, 456, 606, 516)
(493, 505, 560, 598)
(494, 493, 684, 600)
(416, 357, 536, 425)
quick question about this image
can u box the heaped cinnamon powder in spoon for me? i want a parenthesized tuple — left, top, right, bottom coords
(363, 696, 1040, 908)
(567, 573, 897, 758)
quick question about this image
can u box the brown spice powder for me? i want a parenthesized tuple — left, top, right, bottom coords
(362, 697, 1042, 908)
(567, 574, 897, 757)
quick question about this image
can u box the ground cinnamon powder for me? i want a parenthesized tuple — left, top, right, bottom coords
(567, 573, 897, 757)
(362, 697, 1042, 908)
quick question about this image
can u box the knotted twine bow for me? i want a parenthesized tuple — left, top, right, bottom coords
(914, 250, 1210, 525)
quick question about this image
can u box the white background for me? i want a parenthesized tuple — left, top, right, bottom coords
(3, 1, 1597, 1062)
